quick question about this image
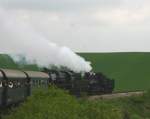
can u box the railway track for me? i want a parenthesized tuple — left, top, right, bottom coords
(88, 91, 145, 101)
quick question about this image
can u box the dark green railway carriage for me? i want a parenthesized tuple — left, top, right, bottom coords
(0, 69, 50, 107)
(0, 69, 29, 106)
(24, 71, 49, 94)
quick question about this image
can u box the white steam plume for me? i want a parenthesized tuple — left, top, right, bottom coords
(0, 8, 92, 72)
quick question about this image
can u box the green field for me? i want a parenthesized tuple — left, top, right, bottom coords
(79, 52, 150, 91)
(0, 54, 39, 71)
(0, 53, 150, 91)
(1, 53, 150, 119)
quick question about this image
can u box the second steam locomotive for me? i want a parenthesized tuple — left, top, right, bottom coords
(0, 68, 114, 107)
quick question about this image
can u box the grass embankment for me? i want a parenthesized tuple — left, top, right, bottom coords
(2, 87, 150, 119)
(79, 52, 150, 91)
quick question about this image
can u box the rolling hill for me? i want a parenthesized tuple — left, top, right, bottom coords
(0, 54, 39, 71)
(0, 53, 150, 91)
(79, 52, 150, 91)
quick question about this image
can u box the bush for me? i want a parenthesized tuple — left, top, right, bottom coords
(3, 87, 81, 119)
(2, 87, 150, 119)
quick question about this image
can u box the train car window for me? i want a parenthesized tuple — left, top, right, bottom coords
(40, 80, 43, 84)
(34, 80, 36, 86)
(32, 80, 34, 86)
(23, 80, 26, 86)
(17, 81, 21, 87)
(0, 81, 2, 87)
(27, 80, 30, 85)
(12, 80, 17, 88)
(8, 81, 13, 88)
(2, 80, 7, 87)
(36, 80, 39, 85)
(34, 80, 36, 85)
(35, 80, 38, 86)
(41, 80, 44, 85)
(29, 80, 32, 85)
(19, 81, 21, 87)
(36, 80, 38, 85)
(39, 80, 41, 85)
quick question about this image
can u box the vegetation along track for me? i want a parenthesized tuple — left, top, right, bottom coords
(88, 91, 145, 100)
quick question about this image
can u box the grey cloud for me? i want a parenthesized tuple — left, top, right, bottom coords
(0, 0, 150, 52)
(0, 0, 121, 11)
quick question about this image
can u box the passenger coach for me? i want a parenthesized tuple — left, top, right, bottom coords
(0, 69, 49, 107)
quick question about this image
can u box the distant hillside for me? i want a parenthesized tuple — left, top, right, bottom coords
(0, 54, 39, 71)
(0, 54, 18, 69)
(0, 53, 150, 91)
(79, 52, 150, 91)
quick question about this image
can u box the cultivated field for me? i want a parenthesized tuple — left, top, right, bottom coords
(0, 52, 150, 91)
(79, 52, 150, 91)
(0, 54, 39, 71)
(0, 53, 150, 119)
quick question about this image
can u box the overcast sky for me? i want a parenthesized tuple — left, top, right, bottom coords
(0, 0, 150, 52)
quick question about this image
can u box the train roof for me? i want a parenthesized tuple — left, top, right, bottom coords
(24, 71, 49, 79)
(0, 69, 26, 78)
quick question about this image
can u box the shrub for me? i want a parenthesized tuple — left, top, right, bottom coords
(2, 87, 150, 119)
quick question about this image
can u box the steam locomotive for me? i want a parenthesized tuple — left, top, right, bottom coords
(0, 68, 114, 107)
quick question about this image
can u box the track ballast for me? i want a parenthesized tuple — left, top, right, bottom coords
(88, 91, 144, 100)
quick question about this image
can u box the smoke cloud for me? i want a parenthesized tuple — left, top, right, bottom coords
(0, 8, 92, 72)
